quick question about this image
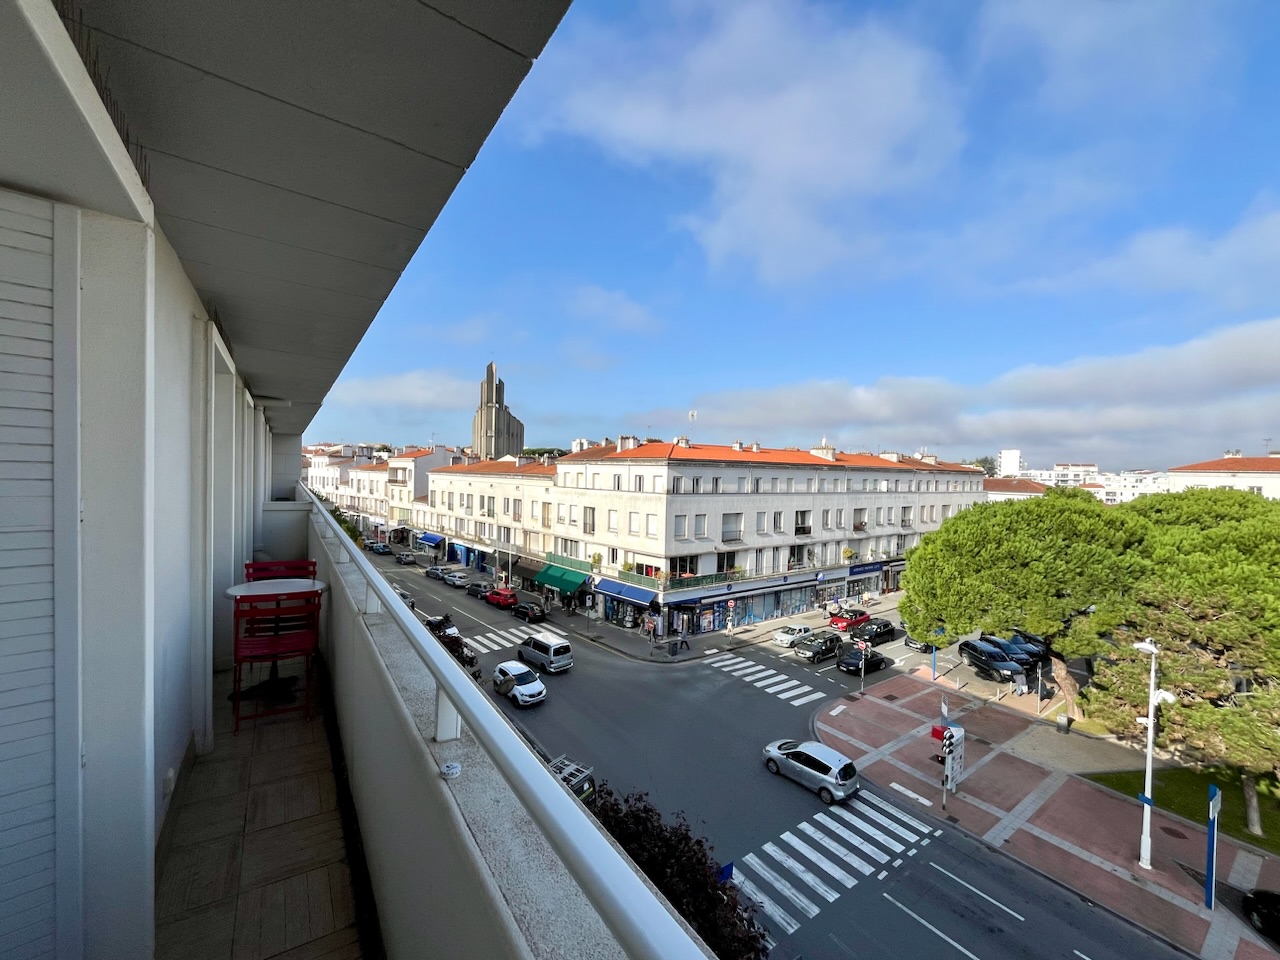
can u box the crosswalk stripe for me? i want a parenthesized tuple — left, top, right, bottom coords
(495, 629, 526, 645)
(763, 679, 800, 694)
(463, 638, 489, 653)
(473, 635, 503, 651)
(739, 667, 776, 681)
(478, 632, 511, 648)
(715, 656, 749, 669)
(541, 623, 567, 635)
(742, 853, 819, 919)
(753, 671, 786, 687)
(829, 807, 905, 854)
(728, 662, 765, 676)
(860, 791, 933, 835)
(791, 691, 826, 706)
(814, 813, 889, 864)
(780, 831, 857, 889)
(776, 684, 814, 700)
(705, 653, 738, 665)
(797, 821, 874, 876)
(852, 798, 919, 842)
(732, 868, 799, 936)
(763, 843, 840, 902)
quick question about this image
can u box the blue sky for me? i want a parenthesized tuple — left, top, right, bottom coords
(309, 0, 1280, 471)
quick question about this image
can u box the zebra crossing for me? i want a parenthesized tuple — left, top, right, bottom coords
(732, 791, 941, 938)
(463, 620, 568, 654)
(702, 653, 829, 707)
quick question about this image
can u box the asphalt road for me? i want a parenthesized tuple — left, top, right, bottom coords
(370, 554, 1184, 960)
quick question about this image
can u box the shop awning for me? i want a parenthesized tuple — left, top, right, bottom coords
(417, 532, 444, 546)
(512, 558, 545, 580)
(592, 577, 657, 606)
(533, 565, 589, 593)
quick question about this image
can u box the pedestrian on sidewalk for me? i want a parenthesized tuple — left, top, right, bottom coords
(678, 624, 689, 650)
(1014, 670, 1028, 696)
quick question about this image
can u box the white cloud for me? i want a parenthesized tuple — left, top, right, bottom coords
(530, 0, 963, 282)
(568, 285, 663, 333)
(327, 370, 477, 411)
(977, 0, 1223, 111)
(630, 316, 1280, 469)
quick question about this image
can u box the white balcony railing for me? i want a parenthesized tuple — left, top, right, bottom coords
(298, 485, 707, 960)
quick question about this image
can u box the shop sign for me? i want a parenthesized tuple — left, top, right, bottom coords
(848, 562, 884, 577)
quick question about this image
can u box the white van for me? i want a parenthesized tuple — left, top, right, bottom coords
(517, 633, 573, 673)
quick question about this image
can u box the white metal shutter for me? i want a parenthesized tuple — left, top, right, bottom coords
(0, 187, 56, 958)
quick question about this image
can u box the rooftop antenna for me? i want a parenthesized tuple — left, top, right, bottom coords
(1265, 437, 1272, 454)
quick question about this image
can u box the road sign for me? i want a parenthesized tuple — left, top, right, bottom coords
(855, 640, 868, 650)
(727, 599, 735, 609)
(1205, 784, 1221, 910)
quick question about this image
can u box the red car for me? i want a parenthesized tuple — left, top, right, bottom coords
(485, 587, 518, 609)
(829, 608, 870, 632)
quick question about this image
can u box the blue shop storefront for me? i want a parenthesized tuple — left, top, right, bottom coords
(666, 571, 838, 636)
(846, 561, 885, 600)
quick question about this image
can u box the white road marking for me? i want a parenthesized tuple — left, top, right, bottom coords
(728, 662, 766, 676)
(742, 853, 820, 919)
(791, 691, 827, 706)
(893, 859, 903, 867)
(476, 635, 505, 651)
(909, 848, 917, 856)
(763, 843, 840, 902)
(814, 813, 889, 864)
(883, 892, 983, 960)
(495, 629, 528, 644)
(817, 664, 839, 673)
(852, 798, 920, 842)
(541, 623, 567, 635)
(755, 672, 792, 687)
(738, 667, 776, 681)
(864, 790, 934, 832)
(796, 822, 874, 876)
(781, 832, 857, 889)
(830, 705, 847, 716)
(714, 656, 748, 669)
(763, 679, 801, 694)
(776, 684, 814, 700)
(877, 870, 888, 880)
(744, 669, 779, 684)
(702, 648, 720, 655)
(1072, 952, 1093, 960)
(732, 868, 799, 936)
(704, 653, 738, 665)
(929, 862, 1025, 921)
(886, 783, 934, 809)
(463, 638, 491, 653)
(829, 806, 905, 853)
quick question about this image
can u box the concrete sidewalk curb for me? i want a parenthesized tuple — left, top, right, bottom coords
(804, 694, 1206, 960)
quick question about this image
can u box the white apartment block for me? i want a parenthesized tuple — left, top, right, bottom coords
(422, 438, 985, 634)
(1167, 452, 1280, 498)
(1079, 470, 1171, 505)
(997, 448, 1024, 478)
(1017, 462, 1101, 486)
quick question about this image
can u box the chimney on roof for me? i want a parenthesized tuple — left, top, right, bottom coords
(810, 437, 836, 461)
(674, 436, 690, 448)
(732, 440, 744, 452)
(750, 442, 761, 453)
(1270, 450, 1280, 457)
(515, 455, 535, 466)
(618, 435, 638, 451)
(1225, 449, 1242, 458)
(921, 453, 938, 465)
(879, 451, 902, 463)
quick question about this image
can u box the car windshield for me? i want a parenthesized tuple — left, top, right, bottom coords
(835, 762, 857, 783)
(776, 740, 800, 752)
(512, 668, 538, 686)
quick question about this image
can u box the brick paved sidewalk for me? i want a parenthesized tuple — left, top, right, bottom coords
(812, 673, 1278, 959)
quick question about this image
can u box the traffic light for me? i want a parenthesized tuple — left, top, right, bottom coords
(941, 728, 957, 756)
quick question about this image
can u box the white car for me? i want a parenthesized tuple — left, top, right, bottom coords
(492, 660, 546, 707)
(443, 571, 471, 588)
(772, 624, 813, 648)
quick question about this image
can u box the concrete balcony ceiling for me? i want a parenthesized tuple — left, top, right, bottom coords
(2, 0, 569, 435)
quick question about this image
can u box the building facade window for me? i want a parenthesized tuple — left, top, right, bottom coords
(756, 511, 767, 534)
(674, 515, 688, 539)
(671, 476, 684, 494)
(583, 506, 595, 535)
(836, 508, 844, 527)
(646, 514, 657, 537)
(721, 513, 743, 542)
(694, 514, 707, 538)
(821, 509, 831, 529)
(711, 477, 721, 494)
(628, 511, 640, 535)
(691, 477, 702, 494)
(794, 510, 812, 535)
(773, 511, 784, 533)
(670, 555, 696, 576)
(634, 475, 644, 492)
(608, 509, 618, 532)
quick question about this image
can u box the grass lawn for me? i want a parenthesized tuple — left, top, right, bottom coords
(1086, 766, 1280, 858)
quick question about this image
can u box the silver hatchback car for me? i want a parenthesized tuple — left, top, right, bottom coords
(762, 739, 860, 804)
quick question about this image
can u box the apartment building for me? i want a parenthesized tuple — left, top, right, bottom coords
(423, 438, 985, 634)
(1168, 452, 1280, 498)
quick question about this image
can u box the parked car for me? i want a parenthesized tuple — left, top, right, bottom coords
(361, 538, 376, 550)
(772, 624, 813, 648)
(794, 631, 842, 663)
(903, 630, 939, 653)
(956, 638, 1022, 682)
(370, 543, 392, 555)
(492, 660, 546, 707)
(512, 601, 546, 623)
(982, 634, 1042, 666)
(423, 614, 460, 640)
(395, 552, 417, 565)
(837, 647, 890, 674)
(465, 579, 495, 598)
(848, 618, 896, 646)
(762, 739, 860, 805)
(444, 571, 471, 588)
(424, 565, 450, 580)
(485, 587, 519, 609)
(1011, 628, 1051, 656)
(1243, 889, 1280, 939)
(829, 609, 871, 632)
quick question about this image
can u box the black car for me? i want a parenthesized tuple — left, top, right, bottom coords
(837, 648, 890, 674)
(979, 635, 1037, 669)
(1244, 889, 1280, 940)
(794, 631, 842, 663)
(956, 639, 1021, 681)
(1011, 628, 1051, 655)
(465, 580, 495, 598)
(848, 618, 895, 646)
(512, 601, 546, 623)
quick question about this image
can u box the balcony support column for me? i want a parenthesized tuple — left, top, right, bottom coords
(435, 693, 462, 742)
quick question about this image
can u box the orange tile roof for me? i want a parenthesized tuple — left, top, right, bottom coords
(431, 460, 556, 477)
(391, 448, 439, 459)
(1169, 456, 1280, 473)
(586, 441, 981, 471)
(352, 461, 388, 472)
(983, 477, 1047, 494)
(1080, 483, 1104, 489)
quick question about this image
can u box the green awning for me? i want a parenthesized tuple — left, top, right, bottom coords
(532, 566, 589, 593)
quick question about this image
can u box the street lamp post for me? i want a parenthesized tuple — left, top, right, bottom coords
(1133, 639, 1177, 871)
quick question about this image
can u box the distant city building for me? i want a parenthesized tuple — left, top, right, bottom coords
(997, 449, 1024, 478)
(1017, 462, 1101, 486)
(1167, 451, 1280, 499)
(983, 477, 1047, 501)
(1079, 471, 1170, 505)
(471, 362, 525, 460)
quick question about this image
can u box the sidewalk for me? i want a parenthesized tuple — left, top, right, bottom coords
(811, 672, 1279, 959)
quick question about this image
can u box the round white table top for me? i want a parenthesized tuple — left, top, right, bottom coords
(225, 578, 328, 599)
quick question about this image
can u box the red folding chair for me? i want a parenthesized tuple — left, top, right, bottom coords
(232, 590, 322, 733)
(244, 559, 317, 581)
